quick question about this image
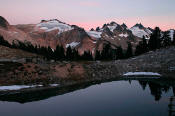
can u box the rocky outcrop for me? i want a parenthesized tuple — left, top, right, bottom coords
(0, 16, 9, 29)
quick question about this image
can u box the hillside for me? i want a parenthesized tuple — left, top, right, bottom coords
(88, 46, 175, 79)
(0, 45, 175, 87)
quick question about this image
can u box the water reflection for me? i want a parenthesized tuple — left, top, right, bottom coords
(139, 80, 171, 101)
(0, 78, 174, 104)
(173, 87, 175, 96)
(0, 78, 174, 116)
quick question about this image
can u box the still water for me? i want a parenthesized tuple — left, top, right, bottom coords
(0, 79, 174, 116)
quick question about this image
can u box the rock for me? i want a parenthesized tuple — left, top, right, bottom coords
(0, 16, 9, 29)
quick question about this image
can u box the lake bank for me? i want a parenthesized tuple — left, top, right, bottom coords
(0, 46, 175, 92)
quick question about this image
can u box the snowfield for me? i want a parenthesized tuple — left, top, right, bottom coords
(0, 85, 42, 91)
(130, 27, 151, 39)
(107, 23, 118, 32)
(0, 84, 60, 91)
(123, 72, 161, 76)
(66, 42, 80, 48)
(119, 33, 128, 38)
(37, 20, 73, 34)
(87, 31, 102, 38)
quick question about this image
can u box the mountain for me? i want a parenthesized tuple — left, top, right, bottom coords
(1, 18, 96, 54)
(0, 16, 174, 54)
(0, 17, 37, 46)
(129, 23, 152, 39)
(86, 21, 141, 50)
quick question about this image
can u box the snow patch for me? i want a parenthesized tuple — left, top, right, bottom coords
(40, 27, 48, 30)
(130, 27, 150, 39)
(37, 20, 73, 34)
(145, 28, 152, 34)
(50, 84, 59, 87)
(0, 85, 43, 91)
(169, 29, 174, 41)
(123, 72, 161, 76)
(66, 42, 80, 48)
(51, 48, 55, 52)
(0, 84, 60, 91)
(107, 24, 118, 32)
(119, 33, 128, 38)
(87, 31, 102, 38)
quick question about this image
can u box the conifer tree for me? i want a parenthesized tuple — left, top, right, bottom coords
(47, 46, 54, 60)
(148, 27, 161, 50)
(116, 46, 124, 59)
(125, 42, 133, 58)
(66, 46, 73, 60)
(142, 36, 148, 53)
(101, 43, 113, 60)
(172, 31, 175, 45)
(72, 48, 80, 61)
(135, 42, 142, 56)
(81, 50, 93, 61)
(95, 50, 101, 60)
(135, 36, 148, 56)
(162, 31, 171, 47)
(60, 45, 65, 60)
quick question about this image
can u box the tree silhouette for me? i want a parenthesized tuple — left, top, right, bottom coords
(116, 46, 124, 59)
(162, 31, 171, 47)
(72, 48, 80, 61)
(81, 50, 93, 61)
(125, 42, 133, 58)
(135, 42, 142, 56)
(173, 31, 175, 45)
(135, 36, 148, 56)
(148, 27, 161, 50)
(101, 43, 113, 60)
(95, 50, 101, 60)
(66, 46, 73, 61)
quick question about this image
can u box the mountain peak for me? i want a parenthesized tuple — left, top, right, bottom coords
(110, 21, 118, 25)
(37, 19, 73, 34)
(121, 23, 127, 28)
(133, 23, 144, 29)
(0, 16, 9, 29)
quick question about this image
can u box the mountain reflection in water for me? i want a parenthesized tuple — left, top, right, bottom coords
(0, 78, 175, 116)
(0, 78, 174, 103)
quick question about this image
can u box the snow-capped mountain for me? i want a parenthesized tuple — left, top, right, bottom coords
(129, 23, 152, 39)
(36, 19, 74, 34)
(86, 21, 141, 49)
(0, 16, 174, 54)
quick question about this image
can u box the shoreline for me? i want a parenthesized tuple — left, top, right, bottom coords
(0, 77, 174, 103)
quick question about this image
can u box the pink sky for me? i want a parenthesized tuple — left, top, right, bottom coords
(1, 0, 175, 31)
(3, 15, 174, 31)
